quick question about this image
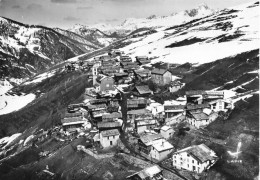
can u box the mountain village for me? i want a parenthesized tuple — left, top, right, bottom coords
(47, 49, 238, 180)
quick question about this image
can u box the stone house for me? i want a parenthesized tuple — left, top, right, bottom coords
(100, 129, 120, 148)
(151, 68, 172, 85)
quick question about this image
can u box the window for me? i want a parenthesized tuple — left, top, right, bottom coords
(187, 154, 190, 157)
(113, 135, 115, 139)
(106, 84, 109, 87)
(192, 160, 194, 163)
(110, 141, 113, 146)
(198, 161, 199, 165)
(107, 137, 109, 140)
(187, 164, 189, 168)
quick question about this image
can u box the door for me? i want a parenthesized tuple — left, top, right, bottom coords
(193, 166, 196, 172)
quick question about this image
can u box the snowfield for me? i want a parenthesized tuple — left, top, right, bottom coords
(118, 1, 259, 65)
(0, 93, 36, 115)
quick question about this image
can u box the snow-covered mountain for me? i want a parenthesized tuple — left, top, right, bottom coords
(0, 17, 102, 82)
(70, 3, 215, 36)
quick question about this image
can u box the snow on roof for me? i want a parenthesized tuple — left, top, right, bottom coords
(151, 139, 174, 152)
(203, 108, 212, 115)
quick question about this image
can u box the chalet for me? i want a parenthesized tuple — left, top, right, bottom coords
(127, 98, 150, 110)
(134, 114, 157, 134)
(172, 144, 218, 173)
(114, 72, 129, 84)
(126, 165, 163, 180)
(100, 129, 120, 148)
(132, 85, 152, 97)
(89, 99, 108, 105)
(135, 56, 151, 65)
(127, 109, 150, 123)
(97, 121, 122, 131)
(133, 69, 151, 81)
(102, 112, 122, 122)
(120, 55, 132, 62)
(169, 80, 185, 93)
(151, 68, 172, 85)
(160, 126, 174, 139)
(138, 134, 164, 154)
(120, 61, 139, 70)
(150, 139, 174, 161)
(67, 103, 84, 113)
(164, 105, 186, 124)
(61, 117, 86, 132)
(186, 111, 218, 128)
(203, 91, 224, 103)
(92, 110, 108, 122)
(95, 76, 115, 92)
(87, 104, 107, 112)
(208, 99, 234, 112)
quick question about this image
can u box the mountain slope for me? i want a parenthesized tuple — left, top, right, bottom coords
(0, 17, 101, 81)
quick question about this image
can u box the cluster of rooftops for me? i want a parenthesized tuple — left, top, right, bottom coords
(60, 49, 236, 178)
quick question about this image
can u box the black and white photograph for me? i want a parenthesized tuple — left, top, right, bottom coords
(0, 0, 259, 179)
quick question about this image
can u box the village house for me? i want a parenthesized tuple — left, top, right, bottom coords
(114, 72, 129, 84)
(120, 55, 132, 62)
(186, 110, 218, 128)
(172, 144, 218, 173)
(133, 69, 151, 81)
(134, 114, 157, 134)
(185, 90, 205, 104)
(100, 129, 120, 148)
(67, 103, 84, 113)
(61, 117, 87, 132)
(164, 105, 186, 124)
(126, 165, 163, 180)
(151, 68, 172, 85)
(97, 121, 122, 131)
(95, 76, 115, 92)
(160, 126, 174, 139)
(150, 138, 174, 161)
(146, 102, 164, 119)
(169, 80, 185, 93)
(102, 112, 122, 122)
(135, 56, 151, 65)
(202, 91, 224, 103)
(127, 98, 151, 110)
(89, 98, 108, 105)
(208, 99, 234, 112)
(138, 134, 164, 155)
(132, 85, 153, 97)
(127, 109, 150, 123)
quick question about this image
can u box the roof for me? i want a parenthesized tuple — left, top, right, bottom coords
(126, 165, 162, 179)
(89, 99, 107, 104)
(92, 110, 108, 117)
(101, 129, 120, 137)
(135, 113, 154, 121)
(173, 144, 217, 163)
(161, 125, 173, 131)
(186, 104, 210, 110)
(164, 105, 186, 111)
(98, 121, 121, 129)
(186, 90, 206, 96)
(127, 99, 150, 105)
(136, 119, 157, 126)
(87, 104, 107, 111)
(102, 112, 122, 119)
(190, 112, 209, 120)
(140, 134, 164, 146)
(61, 117, 85, 125)
(135, 56, 148, 59)
(127, 109, 150, 115)
(114, 72, 128, 77)
(151, 139, 174, 152)
(151, 68, 169, 75)
(134, 85, 152, 95)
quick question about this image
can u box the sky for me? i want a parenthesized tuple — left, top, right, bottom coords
(0, 0, 253, 29)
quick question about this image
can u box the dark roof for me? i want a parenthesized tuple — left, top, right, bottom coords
(61, 117, 85, 125)
(185, 90, 206, 96)
(174, 144, 217, 163)
(186, 104, 210, 110)
(114, 72, 128, 77)
(134, 85, 152, 95)
(101, 129, 120, 137)
(97, 121, 121, 129)
(89, 99, 108, 104)
(190, 112, 209, 120)
(164, 105, 186, 111)
(87, 104, 107, 111)
(134, 69, 150, 76)
(151, 68, 169, 75)
(135, 56, 148, 59)
(102, 112, 122, 119)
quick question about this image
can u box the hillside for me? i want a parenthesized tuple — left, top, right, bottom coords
(0, 17, 101, 81)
